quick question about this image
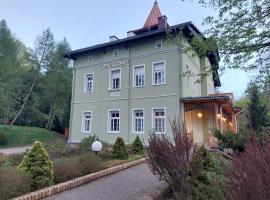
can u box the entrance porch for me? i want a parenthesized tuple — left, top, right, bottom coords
(181, 94, 242, 147)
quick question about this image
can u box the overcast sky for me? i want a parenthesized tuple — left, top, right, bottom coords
(0, 0, 253, 99)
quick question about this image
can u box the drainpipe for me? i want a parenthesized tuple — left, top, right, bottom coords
(68, 62, 76, 143)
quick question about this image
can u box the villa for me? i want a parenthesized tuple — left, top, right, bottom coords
(64, 1, 241, 146)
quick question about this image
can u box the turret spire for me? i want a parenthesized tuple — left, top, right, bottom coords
(143, 1, 162, 28)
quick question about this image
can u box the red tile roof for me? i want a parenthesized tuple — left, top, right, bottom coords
(143, 1, 162, 28)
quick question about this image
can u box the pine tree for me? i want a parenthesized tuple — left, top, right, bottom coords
(112, 137, 128, 159)
(247, 82, 270, 134)
(19, 141, 54, 189)
(132, 135, 144, 155)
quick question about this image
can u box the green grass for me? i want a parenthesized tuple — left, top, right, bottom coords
(0, 125, 63, 148)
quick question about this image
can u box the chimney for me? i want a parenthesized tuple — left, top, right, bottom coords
(109, 35, 119, 42)
(158, 15, 167, 29)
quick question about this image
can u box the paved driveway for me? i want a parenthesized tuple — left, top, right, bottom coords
(45, 163, 166, 200)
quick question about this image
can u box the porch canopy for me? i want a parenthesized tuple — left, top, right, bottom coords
(180, 95, 242, 147)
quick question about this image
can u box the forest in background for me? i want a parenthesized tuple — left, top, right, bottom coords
(0, 19, 72, 133)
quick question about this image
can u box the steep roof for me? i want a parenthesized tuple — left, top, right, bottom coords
(144, 1, 162, 28)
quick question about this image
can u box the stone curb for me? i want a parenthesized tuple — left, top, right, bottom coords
(13, 158, 146, 200)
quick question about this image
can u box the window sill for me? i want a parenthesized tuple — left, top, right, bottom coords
(109, 89, 121, 96)
(132, 132, 144, 134)
(152, 83, 166, 86)
(107, 131, 120, 134)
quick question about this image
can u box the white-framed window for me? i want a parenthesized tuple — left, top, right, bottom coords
(108, 110, 120, 133)
(133, 65, 145, 87)
(152, 61, 166, 85)
(84, 73, 94, 92)
(152, 108, 166, 134)
(113, 49, 119, 58)
(109, 68, 121, 90)
(82, 111, 92, 133)
(132, 109, 144, 133)
(156, 40, 163, 48)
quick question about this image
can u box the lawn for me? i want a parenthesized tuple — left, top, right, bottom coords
(0, 125, 63, 148)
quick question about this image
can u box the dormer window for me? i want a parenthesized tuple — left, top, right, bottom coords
(156, 40, 163, 48)
(113, 49, 119, 58)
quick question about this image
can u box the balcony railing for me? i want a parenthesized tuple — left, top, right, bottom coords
(109, 89, 121, 96)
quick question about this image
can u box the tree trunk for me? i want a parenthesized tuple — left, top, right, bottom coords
(45, 107, 53, 129)
(9, 77, 37, 126)
(48, 112, 55, 131)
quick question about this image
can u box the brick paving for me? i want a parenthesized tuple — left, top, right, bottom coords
(45, 163, 167, 200)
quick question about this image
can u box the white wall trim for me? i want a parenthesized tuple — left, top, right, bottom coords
(131, 108, 145, 134)
(81, 111, 92, 134)
(73, 93, 178, 104)
(133, 64, 145, 88)
(151, 107, 166, 135)
(107, 109, 121, 134)
(152, 60, 166, 86)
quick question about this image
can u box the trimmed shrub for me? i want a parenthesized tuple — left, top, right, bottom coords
(78, 153, 105, 174)
(0, 131, 7, 145)
(0, 167, 31, 200)
(132, 135, 144, 155)
(19, 141, 54, 190)
(99, 146, 112, 160)
(79, 135, 97, 153)
(112, 137, 128, 159)
(53, 157, 81, 183)
(45, 140, 79, 159)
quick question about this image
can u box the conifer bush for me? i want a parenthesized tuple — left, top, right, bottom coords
(19, 141, 54, 190)
(132, 135, 144, 155)
(112, 137, 128, 159)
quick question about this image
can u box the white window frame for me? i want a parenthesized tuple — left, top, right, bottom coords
(152, 107, 166, 134)
(156, 40, 163, 48)
(152, 61, 166, 85)
(107, 109, 120, 133)
(81, 111, 92, 133)
(84, 73, 94, 93)
(133, 64, 145, 87)
(132, 108, 144, 134)
(109, 68, 121, 90)
(113, 49, 119, 58)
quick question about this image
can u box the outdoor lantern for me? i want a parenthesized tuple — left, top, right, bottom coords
(197, 112, 203, 119)
(216, 114, 221, 119)
(91, 140, 103, 156)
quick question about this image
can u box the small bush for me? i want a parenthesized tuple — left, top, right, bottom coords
(132, 135, 144, 155)
(99, 146, 112, 160)
(78, 153, 105, 174)
(0, 131, 7, 145)
(227, 140, 270, 199)
(112, 137, 128, 159)
(213, 129, 245, 152)
(0, 167, 31, 200)
(53, 157, 81, 183)
(79, 135, 97, 153)
(4, 153, 24, 167)
(45, 140, 79, 159)
(19, 141, 54, 190)
(0, 153, 5, 166)
(193, 147, 228, 200)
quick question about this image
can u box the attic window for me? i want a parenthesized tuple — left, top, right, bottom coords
(88, 56, 93, 62)
(156, 40, 163, 48)
(113, 49, 119, 58)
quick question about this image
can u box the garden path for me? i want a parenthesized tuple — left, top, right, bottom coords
(0, 146, 30, 155)
(45, 163, 167, 200)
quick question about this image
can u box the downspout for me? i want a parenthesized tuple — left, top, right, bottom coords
(127, 46, 131, 144)
(68, 59, 76, 143)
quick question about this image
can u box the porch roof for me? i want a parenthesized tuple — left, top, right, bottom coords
(180, 96, 242, 114)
